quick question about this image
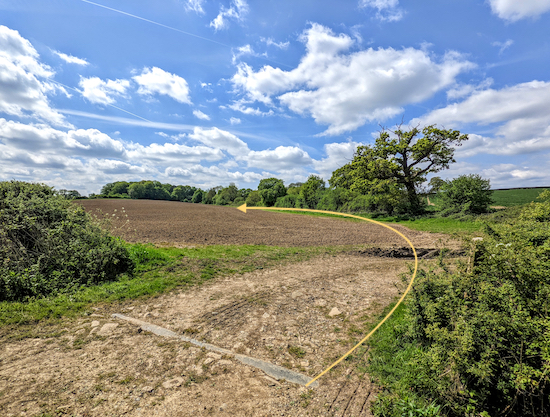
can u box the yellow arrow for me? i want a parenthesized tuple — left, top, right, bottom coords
(237, 203, 418, 387)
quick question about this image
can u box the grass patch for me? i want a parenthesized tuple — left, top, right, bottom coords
(265, 208, 482, 235)
(0, 243, 342, 328)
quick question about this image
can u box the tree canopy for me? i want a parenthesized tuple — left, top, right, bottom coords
(330, 125, 468, 213)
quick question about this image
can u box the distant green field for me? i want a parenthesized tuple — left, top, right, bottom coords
(491, 188, 549, 206)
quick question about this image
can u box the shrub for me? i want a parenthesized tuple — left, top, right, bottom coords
(438, 174, 493, 215)
(0, 181, 134, 301)
(245, 190, 261, 207)
(402, 218, 550, 416)
(258, 178, 286, 207)
(275, 194, 298, 208)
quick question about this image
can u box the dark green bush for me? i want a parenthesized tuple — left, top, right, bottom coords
(403, 218, 550, 416)
(438, 174, 493, 215)
(0, 181, 134, 301)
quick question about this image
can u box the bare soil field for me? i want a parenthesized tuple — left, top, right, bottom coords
(77, 199, 458, 249)
(1, 200, 461, 417)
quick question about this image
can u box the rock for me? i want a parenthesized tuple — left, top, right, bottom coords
(218, 360, 232, 366)
(328, 307, 341, 317)
(141, 386, 154, 394)
(206, 352, 222, 360)
(203, 358, 215, 365)
(97, 323, 118, 336)
(315, 299, 327, 307)
(291, 290, 302, 299)
(90, 320, 100, 328)
(300, 360, 309, 367)
(162, 377, 184, 389)
(262, 312, 270, 319)
(262, 375, 280, 386)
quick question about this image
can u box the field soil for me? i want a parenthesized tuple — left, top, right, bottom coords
(1, 200, 461, 417)
(77, 199, 458, 249)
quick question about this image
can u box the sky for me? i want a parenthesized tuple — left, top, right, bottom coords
(1, 0, 550, 195)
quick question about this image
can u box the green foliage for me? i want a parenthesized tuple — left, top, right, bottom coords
(203, 188, 216, 204)
(0, 181, 134, 301)
(438, 174, 493, 215)
(427, 177, 446, 194)
(245, 190, 261, 206)
(214, 183, 238, 205)
(520, 190, 550, 222)
(275, 194, 298, 208)
(331, 125, 468, 214)
(258, 177, 286, 207)
(299, 175, 326, 209)
(57, 189, 82, 199)
(191, 189, 203, 203)
(128, 181, 171, 200)
(171, 185, 197, 202)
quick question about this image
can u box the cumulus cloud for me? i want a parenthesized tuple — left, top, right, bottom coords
(126, 142, 224, 164)
(79, 76, 130, 105)
(54, 51, 89, 66)
(133, 67, 191, 104)
(188, 127, 250, 156)
(0, 25, 68, 126)
(165, 164, 264, 186)
(232, 24, 474, 136)
(246, 146, 313, 170)
(313, 141, 362, 180)
(359, 0, 403, 22)
(488, 0, 550, 21)
(193, 109, 210, 120)
(416, 80, 550, 156)
(210, 0, 249, 31)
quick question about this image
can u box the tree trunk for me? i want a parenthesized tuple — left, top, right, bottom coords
(404, 182, 421, 214)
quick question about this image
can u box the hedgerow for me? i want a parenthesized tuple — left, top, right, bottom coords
(0, 181, 134, 301)
(369, 196, 550, 416)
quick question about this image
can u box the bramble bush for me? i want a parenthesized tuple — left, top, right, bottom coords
(389, 211, 549, 415)
(0, 181, 134, 301)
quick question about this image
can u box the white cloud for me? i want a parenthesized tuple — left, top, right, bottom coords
(79, 76, 130, 105)
(228, 100, 274, 116)
(261, 37, 289, 49)
(0, 25, 67, 126)
(193, 109, 211, 120)
(165, 164, 265, 188)
(127, 142, 224, 164)
(359, 0, 403, 22)
(488, 0, 550, 21)
(54, 51, 89, 66)
(492, 39, 514, 55)
(313, 141, 362, 181)
(229, 117, 241, 125)
(188, 127, 249, 156)
(446, 78, 493, 100)
(232, 44, 258, 64)
(246, 146, 313, 170)
(210, 0, 249, 31)
(184, 0, 205, 14)
(232, 23, 473, 136)
(133, 67, 191, 104)
(417, 80, 550, 156)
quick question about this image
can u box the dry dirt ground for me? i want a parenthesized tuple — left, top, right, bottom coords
(1, 200, 461, 417)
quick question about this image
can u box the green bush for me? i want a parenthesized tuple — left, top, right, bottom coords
(402, 219, 550, 416)
(275, 194, 298, 208)
(0, 181, 134, 301)
(438, 174, 493, 215)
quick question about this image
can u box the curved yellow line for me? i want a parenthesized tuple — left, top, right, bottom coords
(238, 206, 418, 387)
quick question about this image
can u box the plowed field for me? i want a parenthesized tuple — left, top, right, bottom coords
(78, 199, 457, 249)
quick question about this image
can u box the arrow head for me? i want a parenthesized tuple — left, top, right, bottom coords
(237, 203, 247, 213)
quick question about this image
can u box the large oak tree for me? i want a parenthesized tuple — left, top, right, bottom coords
(330, 125, 468, 213)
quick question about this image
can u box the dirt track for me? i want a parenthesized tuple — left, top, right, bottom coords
(1, 200, 460, 416)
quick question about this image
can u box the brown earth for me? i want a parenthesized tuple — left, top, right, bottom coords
(0, 200, 462, 417)
(77, 199, 459, 249)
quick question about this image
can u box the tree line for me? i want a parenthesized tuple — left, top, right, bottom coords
(92, 125, 493, 216)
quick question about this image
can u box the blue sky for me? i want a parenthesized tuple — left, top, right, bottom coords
(1, 0, 550, 194)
